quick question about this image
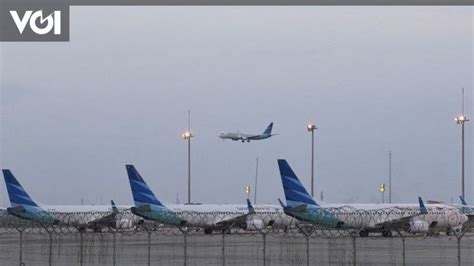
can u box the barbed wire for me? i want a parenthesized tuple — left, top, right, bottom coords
(0, 205, 471, 239)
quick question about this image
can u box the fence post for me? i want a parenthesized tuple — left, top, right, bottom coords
(295, 224, 314, 266)
(183, 232, 187, 266)
(306, 236, 310, 266)
(221, 233, 225, 266)
(112, 232, 116, 266)
(80, 231, 84, 266)
(454, 222, 471, 266)
(19, 230, 24, 266)
(147, 231, 151, 266)
(401, 236, 406, 266)
(262, 233, 266, 266)
(457, 238, 461, 266)
(352, 236, 356, 266)
(48, 231, 53, 266)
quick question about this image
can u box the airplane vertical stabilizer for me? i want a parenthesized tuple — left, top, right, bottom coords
(263, 122, 273, 135)
(2, 169, 58, 224)
(277, 159, 318, 207)
(126, 165, 164, 207)
(2, 169, 38, 208)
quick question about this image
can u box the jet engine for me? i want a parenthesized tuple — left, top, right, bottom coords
(115, 218, 135, 229)
(405, 220, 429, 233)
(242, 218, 264, 231)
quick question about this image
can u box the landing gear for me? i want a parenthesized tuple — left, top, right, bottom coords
(359, 230, 369, 237)
(382, 230, 392, 237)
(204, 228, 213, 235)
(446, 228, 452, 236)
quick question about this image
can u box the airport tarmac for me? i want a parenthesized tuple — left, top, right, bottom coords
(1, 231, 474, 265)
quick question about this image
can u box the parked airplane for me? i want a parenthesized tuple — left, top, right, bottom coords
(276, 159, 468, 237)
(2, 169, 136, 232)
(458, 196, 474, 215)
(427, 196, 474, 215)
(219, 122, 276, 142)
(126, 164, 292, 234)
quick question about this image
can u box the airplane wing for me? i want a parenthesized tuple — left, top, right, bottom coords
(374, 197, 429, 230)
(215, 199, 256, 229)
(86, 200, 120, 230)
(215, 214, 248, 228)
(246, 134, 262, 140)
(374, 214, 432, 230)
(86, 213, 117, 229)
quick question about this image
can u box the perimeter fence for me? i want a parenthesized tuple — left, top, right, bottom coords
(0, 208, 473, 265)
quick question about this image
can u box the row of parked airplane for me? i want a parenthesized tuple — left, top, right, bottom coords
(1, 160, 472, 237)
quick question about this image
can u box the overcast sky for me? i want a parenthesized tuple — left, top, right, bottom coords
(0, 7, 472, 207)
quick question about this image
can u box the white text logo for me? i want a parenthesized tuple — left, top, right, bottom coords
(10, 10, 61, 35)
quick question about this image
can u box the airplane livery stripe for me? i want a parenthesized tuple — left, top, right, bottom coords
(278, 160, 318, 206)
(3, 170, 38, 207)
(127, 165, 164, 207)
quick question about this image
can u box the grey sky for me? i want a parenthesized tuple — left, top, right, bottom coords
(0, 7, 472, 207)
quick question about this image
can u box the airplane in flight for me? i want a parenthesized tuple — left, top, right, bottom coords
(219, 122, 276, 142)
(126, 164, 293, 234)
(276, 159, 468, 237)
(2, 169, 137, 232)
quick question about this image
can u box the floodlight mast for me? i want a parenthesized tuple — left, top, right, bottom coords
(454, 88, 469, 200)
(182, 110, 193, 204)
(307, 123, 318, 197)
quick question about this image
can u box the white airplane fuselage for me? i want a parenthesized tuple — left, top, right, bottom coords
(167, 203, 294, 230)
(219, 132, 271, 142)
(9, 204, 139, 230)
(298, 202, 467, 233)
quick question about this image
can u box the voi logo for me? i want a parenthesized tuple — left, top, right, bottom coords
(10, 10, 61, 35)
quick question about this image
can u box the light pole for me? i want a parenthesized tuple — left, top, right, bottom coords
(182, 131, 193, 204)
(254, 157, 259, 204)
(455, 88, 469, 200)
(455, 114, 469, 199)
(307, 123, 318, 197)
(389, 150, 392, 204)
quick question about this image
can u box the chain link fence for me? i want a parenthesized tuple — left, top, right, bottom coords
(0, 210, 473, 265)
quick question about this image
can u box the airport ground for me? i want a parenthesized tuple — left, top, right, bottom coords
(1, 230, 474, 265)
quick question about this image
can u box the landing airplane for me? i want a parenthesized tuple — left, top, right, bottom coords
(277, 159, 468, 237)
(219, 122, 276, 142)
(126, 164, 292, 234)
(2, 169, 137, 232)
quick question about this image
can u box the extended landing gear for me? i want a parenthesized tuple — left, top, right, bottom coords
(359, 230, 369, 237)
(204, 228, 213, 235)
(382, 230, 392, 237)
